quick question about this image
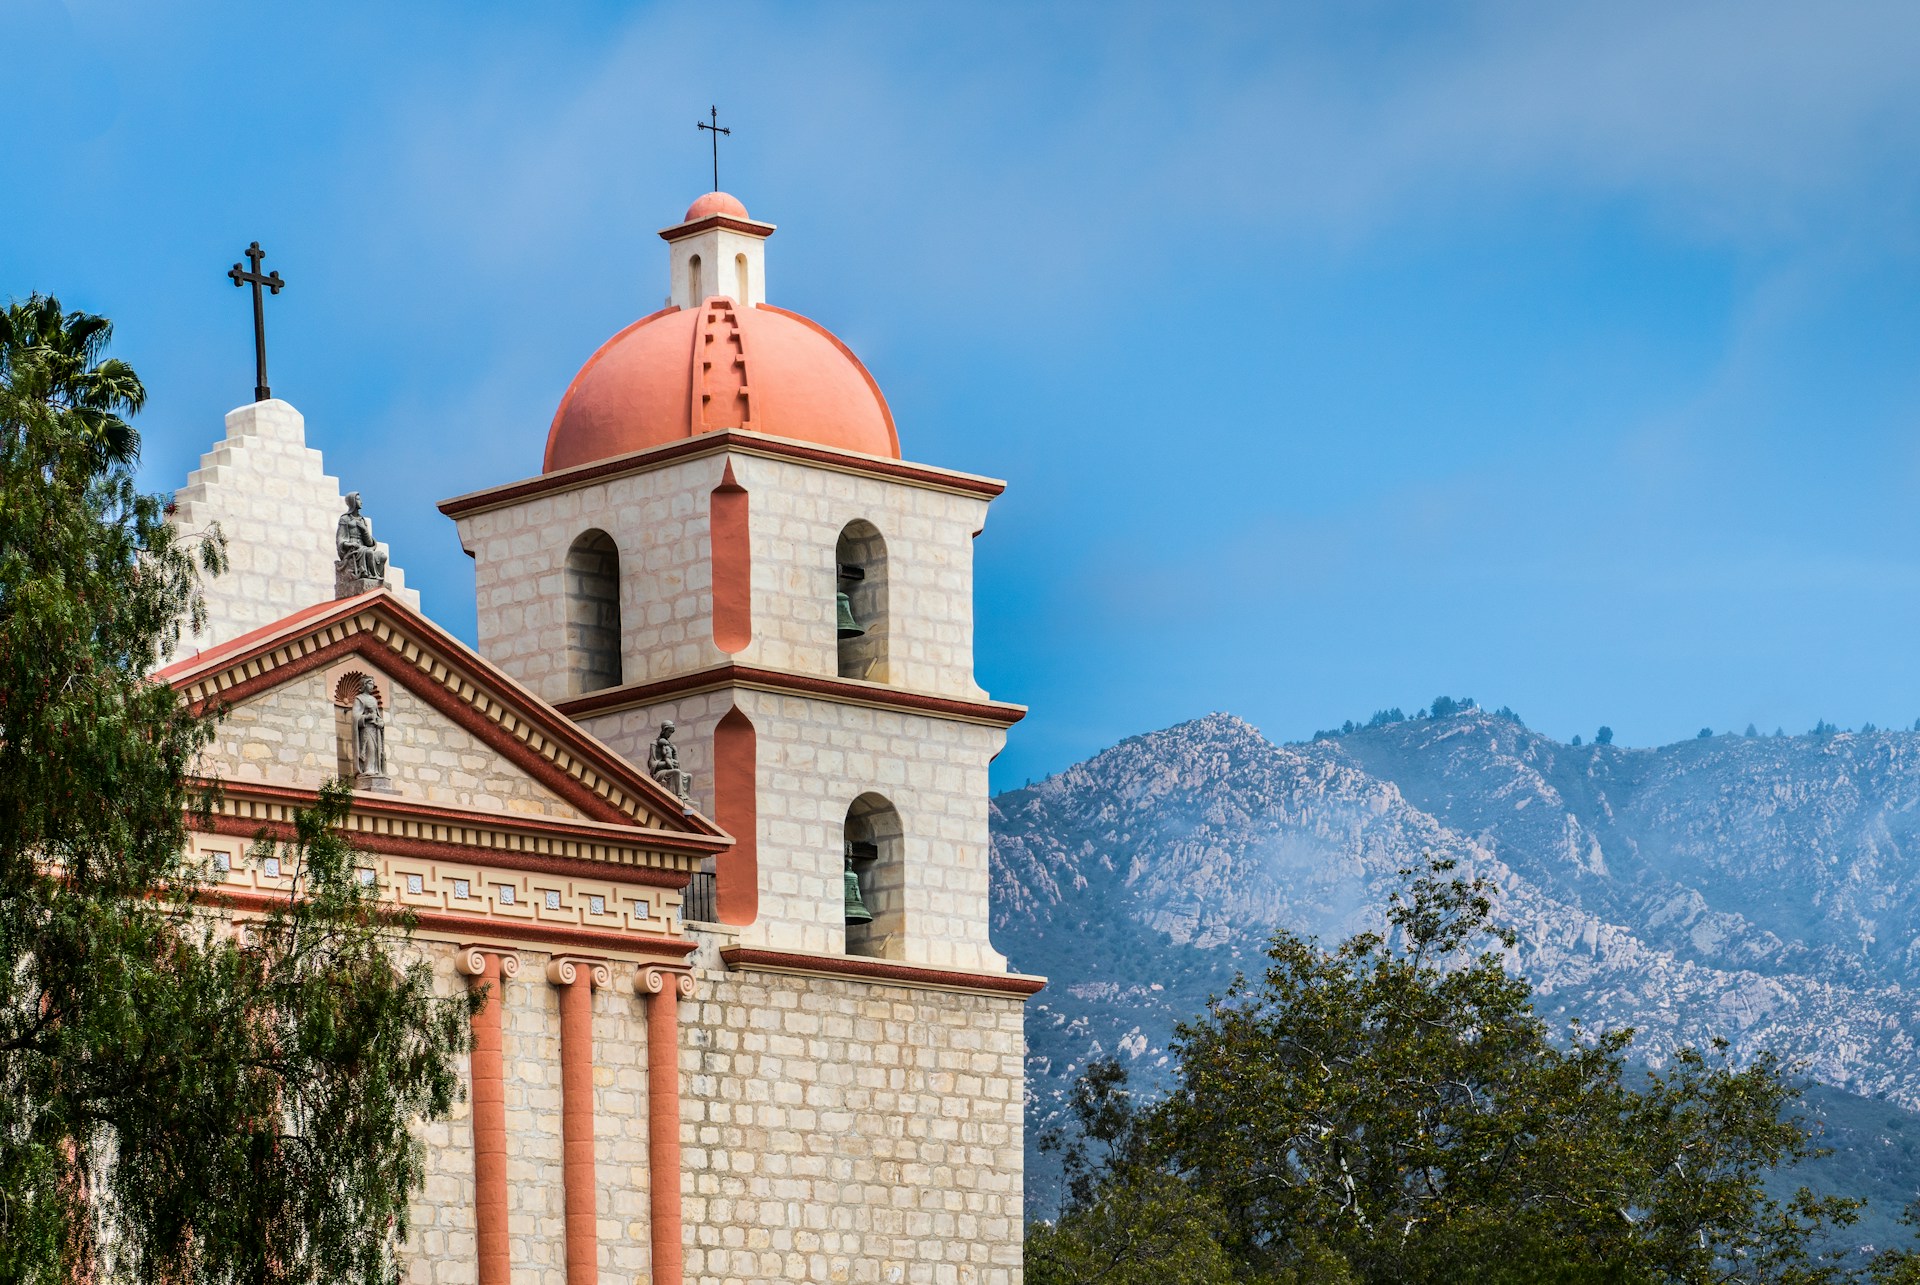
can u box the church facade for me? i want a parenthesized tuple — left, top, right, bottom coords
(162, 191, 1037, 1285)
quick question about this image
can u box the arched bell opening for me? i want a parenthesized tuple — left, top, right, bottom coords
(687, 254, 704, 304)
(734, 252, 750, 304)
(564, 529, 623, 695)
(835, 519, 888, 683)
(843, 792, 903, 957)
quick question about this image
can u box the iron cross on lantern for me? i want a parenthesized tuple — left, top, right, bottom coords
(697, 106, 730, 192)
(227, 241, 285, 403)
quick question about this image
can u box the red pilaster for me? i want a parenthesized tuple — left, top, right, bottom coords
(455, 947, 520, 1285)
(547, 957, 610, 1285)
(640, 966, 694, 1285)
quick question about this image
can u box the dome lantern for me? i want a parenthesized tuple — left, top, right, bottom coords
(660, 191, 774, 311)
(541, 193, 899, 473)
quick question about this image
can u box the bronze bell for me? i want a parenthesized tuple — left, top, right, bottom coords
(844, 856, 874, 925)
(836, 591, 865, 640)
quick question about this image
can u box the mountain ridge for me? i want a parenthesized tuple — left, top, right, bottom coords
(990, 709, 1920, 1236)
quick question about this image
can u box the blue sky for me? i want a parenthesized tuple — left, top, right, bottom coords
(10, 1, 1920, 788)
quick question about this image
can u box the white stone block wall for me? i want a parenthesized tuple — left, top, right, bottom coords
(454, 446, 995, 706)
(580, 692, 1007, 971)
(459, 455, 731, 706)
(730, 451, 991, 702)
(169, 400, 417, 658)
(402, 939, 1028, 1285)
(681, 936, 1028, 1285)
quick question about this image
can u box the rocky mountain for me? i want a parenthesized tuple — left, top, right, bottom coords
(989, 709, 1920, 1238)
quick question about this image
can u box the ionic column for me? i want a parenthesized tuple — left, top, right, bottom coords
(639, 964, 695, 1285)
(546, 956, 611, 1285)
(455, 946, 521, 1285)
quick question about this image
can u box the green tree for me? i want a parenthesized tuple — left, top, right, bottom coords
(1033, 860, 1871, 1284)
(1595, 725, 1615, 745)
(0, 295, 474, 1285)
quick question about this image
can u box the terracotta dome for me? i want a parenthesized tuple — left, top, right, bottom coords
(683, 191, 750, 221)
(543, 300, 899, 472)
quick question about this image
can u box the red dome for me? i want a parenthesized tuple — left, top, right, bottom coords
(684, 191, 749, 222)
(543, 300, 899, 472)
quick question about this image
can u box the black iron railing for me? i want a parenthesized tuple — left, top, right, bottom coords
(684, 869, 718, 924)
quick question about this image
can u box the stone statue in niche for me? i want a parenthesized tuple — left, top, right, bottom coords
(335, 492, 389, 597)
(351, 676, 392, 791)
(649, 720, 692, 808)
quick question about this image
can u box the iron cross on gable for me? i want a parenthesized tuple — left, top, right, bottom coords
(228, 241, 285, 403)
(697, 106, 730, 192)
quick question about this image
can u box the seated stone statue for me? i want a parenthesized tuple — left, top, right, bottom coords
(649, 720, 692, 806)
(336, 492, 388, 592)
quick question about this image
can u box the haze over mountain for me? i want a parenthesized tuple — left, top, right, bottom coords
(989, 708, 1920, 1240)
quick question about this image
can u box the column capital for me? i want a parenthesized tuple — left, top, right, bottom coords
(638, 962, 696, 1000)
(455, 945, 522, 979)
(546, 955, 613, 989)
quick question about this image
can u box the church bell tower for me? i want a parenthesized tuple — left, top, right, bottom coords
(438, 189, 1037, 1281)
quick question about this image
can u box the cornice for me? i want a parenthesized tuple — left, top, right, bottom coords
(719, 947, 1046, 999)
(438, 430, 1005, 521)
(657, 213, 777, 243)
(554, 663, 1026, 727)
(197, 781, 719, 875)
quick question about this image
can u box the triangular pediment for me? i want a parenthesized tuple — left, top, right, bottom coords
(158, 590, 724, 843)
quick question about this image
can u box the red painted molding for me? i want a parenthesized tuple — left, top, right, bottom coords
(206, 887, 698, 957)
(719, 947, 1047, 997)
(439, 429, 1005, 520)
(555, 663, 1027, 727)
(709, 463, 751, 654)
(712, 706, 757, 927)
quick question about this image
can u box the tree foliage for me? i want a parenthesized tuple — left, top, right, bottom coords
(0, 295, 474, 1285)
(1030, 858, 1919, 1283)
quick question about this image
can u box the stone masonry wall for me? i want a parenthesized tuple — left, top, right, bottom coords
(579, 691, 1007, 969)
(728, 451, 992, 702)
(681, 934, 1028, 1285)
(458, 454, 730, 706)
(401, 937, 1028, 1285)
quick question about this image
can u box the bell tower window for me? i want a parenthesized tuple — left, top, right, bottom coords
(564, 529, 623, 694)
(688, 254, 704, 303)
(835, 520, 888, 682)
(735, 253, 749, 303)
(843, 793, 903, 958)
